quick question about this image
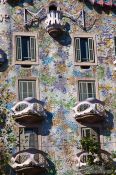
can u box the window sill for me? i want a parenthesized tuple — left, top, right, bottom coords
(74, 62, 97, 66)
(13, 61, 38, 65)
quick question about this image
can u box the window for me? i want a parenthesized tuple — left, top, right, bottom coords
(81, 127, 100, 161)
(19, 128, 38, 150)
(74, 35, 96, 65)
(18, 80, 36, 101)
(13, 33, 38, 65)
(81, 127, 99, 142)
(78, 80, 96, 101)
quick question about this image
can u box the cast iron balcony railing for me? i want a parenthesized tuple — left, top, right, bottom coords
(45, 10, 63, 38)
(73, 98, 106, 124)
(12, 97, 46, 125)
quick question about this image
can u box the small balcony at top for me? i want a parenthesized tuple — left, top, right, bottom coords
(10, 148, 50, 175)
(12, 97, 46, 125)
(45, 3, 63, 38)
(73, 98, 106, 124)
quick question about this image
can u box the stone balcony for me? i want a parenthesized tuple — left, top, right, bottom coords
(45, 10, 63, 38)
(11, 97, 46, 125)
(73, 98, 106, 124)
(75, 150, 111, 168)
(10, 148, 50, 175)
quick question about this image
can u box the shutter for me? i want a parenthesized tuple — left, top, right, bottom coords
(91, 128, 99, 142)
(30, 37, 36, 61)
(75, 38, 81, 62)
(19, 81, 24, 101)
(29, 131, 38, 149)
(16, 36, 22, 60)
(32, 81, 36, 97)
(88, 38, 94, 62)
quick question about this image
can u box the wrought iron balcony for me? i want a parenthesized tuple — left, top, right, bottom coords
(45, 10, 63, 38)
(12, 97, 46, 125)
(73, 98, 106, 124)
(10, 148, 49, 174)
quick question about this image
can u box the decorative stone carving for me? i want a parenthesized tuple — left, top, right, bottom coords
(12, 97, 45, 116)
(10, 149, 49, 172)
(73, 98, 106, 123)
(11, 97, 46, 124)
(75, 150, 111, 168)
(73, 98, 105, 116)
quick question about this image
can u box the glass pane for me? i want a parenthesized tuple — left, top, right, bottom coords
(88, 83, 92, 94)
(30, 37, 36, 61)
(80, 38, 88, 61)
(22, 36, 30, 60)
(86, 129, 91, 137)
(28, 81, 33, 97)
(16, 37, 22, 60)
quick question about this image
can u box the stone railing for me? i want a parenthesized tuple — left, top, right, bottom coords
(11, 97, 46, 124)
(75, 150, 111, 168)
(10, 149, 49, 171)
(73, 98, 106, 123)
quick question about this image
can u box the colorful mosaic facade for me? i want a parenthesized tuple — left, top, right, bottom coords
(0, 0, 116, 174)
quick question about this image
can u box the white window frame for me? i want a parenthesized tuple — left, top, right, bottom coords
(77, 78, 98, 102)
(17, 78, 39, 101)
(73, 33, 97, 66)
(81, 127, 100, 142)
(13, 32, 38, 65)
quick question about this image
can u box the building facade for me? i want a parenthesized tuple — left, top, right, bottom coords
(0, 0, 116, 174)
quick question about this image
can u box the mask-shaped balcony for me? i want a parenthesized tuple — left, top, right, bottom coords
(12, 97, 46, 125)
(45, 10, 63, 38)
(75, 149, 111, 168)
(73, 98, 106, 124)
(10, 149, 51, 175)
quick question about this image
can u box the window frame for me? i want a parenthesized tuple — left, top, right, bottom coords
(81, 127, 100, 141)
(19, 127, 39, 151)
(73, 33, 97, 66)
(16, 78, 39, 101)
(13, 32, 38, 65)
(77, 78, 98, 102)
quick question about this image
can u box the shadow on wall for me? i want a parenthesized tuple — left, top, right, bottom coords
(103, 110, 114, 130)
(7, 0, 33, 7)
(0, 49, 8, 72)
(54, 23, 72, 46)
(37, 111, 53, 136)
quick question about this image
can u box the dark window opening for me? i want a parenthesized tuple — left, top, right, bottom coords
(75, 37, 95, 63)
(49, 5, 57, 12)
(16, 35, 36, 61)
